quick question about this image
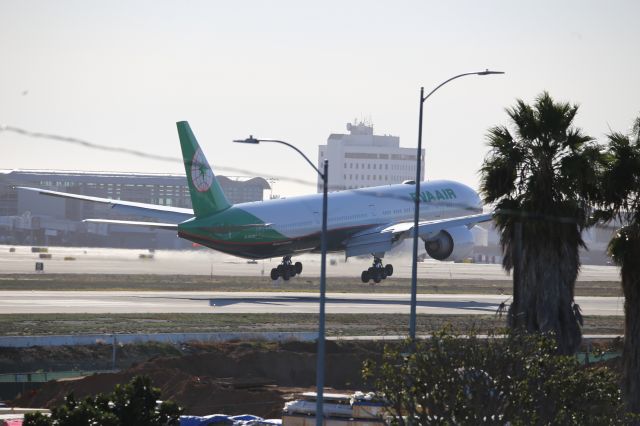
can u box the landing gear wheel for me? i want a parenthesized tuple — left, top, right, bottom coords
(363, 256, 387, 284)
(270, 268, 279, 280)
(273, 256, 302, 281)
(385, 264, 394, 277)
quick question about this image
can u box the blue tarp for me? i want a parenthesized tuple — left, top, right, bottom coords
(180, 414, 282, 426)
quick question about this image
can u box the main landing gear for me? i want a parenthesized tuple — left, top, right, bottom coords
(361, 257, 393, 284)
(270, 256, 303, 281)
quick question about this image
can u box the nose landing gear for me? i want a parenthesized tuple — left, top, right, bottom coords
(361, 257, 393, 284)
(270, 256, 303, 281)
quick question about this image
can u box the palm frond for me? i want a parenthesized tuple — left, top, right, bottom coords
(632, 114, 640, 143)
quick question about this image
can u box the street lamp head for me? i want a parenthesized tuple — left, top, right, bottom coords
(477, 69, 505, 76)
(233, 135, 260, 144)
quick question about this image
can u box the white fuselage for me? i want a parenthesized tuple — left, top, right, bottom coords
(241, 179, 482, 239)
(178, 179, 484, 259)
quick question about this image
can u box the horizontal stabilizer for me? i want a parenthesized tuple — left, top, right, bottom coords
(83, 219, 178, 230)
(16, 186, 193, 222)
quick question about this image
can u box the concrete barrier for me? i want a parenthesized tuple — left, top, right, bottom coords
(0, 333, 621, 348)
(0, 332, 318, 348)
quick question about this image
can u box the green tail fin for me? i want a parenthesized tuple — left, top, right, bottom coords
(177, 121, 231, 217)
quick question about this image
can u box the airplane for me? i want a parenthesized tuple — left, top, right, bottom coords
(18, 121, 492, 283)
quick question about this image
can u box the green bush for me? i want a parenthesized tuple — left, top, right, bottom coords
(24, 375, 182, 426)
(363, 330, 628, 425)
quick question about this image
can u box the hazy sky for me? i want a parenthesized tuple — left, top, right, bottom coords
(1, 1, 638, 196)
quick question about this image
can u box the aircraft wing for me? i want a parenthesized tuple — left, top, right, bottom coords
(381, 213, 493, 237)
(344, 213, 493, 258)
(17, 186, 193, 223)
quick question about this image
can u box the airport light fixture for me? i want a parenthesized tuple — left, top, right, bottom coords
(409, 69, 505, 341)
(234, 136, 329, 426)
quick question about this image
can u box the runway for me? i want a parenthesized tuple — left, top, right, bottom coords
(0, 291, 624, 316)
(0, 245, 621, 281)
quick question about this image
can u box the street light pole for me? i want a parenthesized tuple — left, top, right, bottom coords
(233, 136, 329, 426)
(409, 70, 505, 341)
(317, 158, 328, 425)
(409, 86, 425, 342)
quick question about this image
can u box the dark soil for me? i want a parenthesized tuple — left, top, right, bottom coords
(0, 342, 181, 373)
(5, 338, 624, 418)
(10, 341, 386, 418)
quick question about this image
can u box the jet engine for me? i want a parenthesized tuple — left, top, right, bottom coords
(423, 226, 474, 262)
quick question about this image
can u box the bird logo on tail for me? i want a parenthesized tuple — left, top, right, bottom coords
(190, 148, 214, 192)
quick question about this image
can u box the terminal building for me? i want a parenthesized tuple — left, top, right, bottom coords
(317, 121, 425, 192)
(0, 169, 270, 249)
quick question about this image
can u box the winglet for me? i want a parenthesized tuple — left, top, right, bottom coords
(177, 121, 231, 217)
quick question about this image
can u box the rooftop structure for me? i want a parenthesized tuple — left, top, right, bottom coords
(317, 121, 425, 192)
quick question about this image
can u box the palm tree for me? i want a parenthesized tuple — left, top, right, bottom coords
(597, 115, 640, 412)
(480, 92, 601, 355)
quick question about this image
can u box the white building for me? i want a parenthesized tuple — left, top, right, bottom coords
(317, 121, 424, 192)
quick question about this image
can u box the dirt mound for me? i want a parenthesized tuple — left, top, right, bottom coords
(0, 342, 182, 373)
(11, 341, 385, 417)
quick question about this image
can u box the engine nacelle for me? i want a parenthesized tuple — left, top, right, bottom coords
(423, 226, 474, 262)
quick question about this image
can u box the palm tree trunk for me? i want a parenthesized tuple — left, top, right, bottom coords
(508, 222, 524, 330)
(621, 241, 640, 414)
(508, 222, 582, 355)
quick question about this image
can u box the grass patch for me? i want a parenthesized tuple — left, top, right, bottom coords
(0, 274, 622, 296)
(0, 313, 623, 336)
